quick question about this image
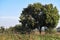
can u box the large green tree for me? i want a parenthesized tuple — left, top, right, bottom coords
(19, 3, 59, 33)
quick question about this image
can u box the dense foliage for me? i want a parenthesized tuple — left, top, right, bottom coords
(19, 3, 59, 33)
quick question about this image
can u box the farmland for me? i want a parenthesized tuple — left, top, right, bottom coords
(0, 33, 60, 40)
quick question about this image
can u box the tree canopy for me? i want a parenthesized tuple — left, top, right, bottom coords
(19, 3, 59, 33)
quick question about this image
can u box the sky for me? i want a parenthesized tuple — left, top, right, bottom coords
(0, 0, 60, 28)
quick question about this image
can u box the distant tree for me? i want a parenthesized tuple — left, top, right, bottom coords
(19, 3, 59, 33)
(0, 26, 5, 33)
(13, 24, 24, 33)
(14, 24, 31, 34)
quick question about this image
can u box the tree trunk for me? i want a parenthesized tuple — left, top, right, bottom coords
(40, 27, 42, 34)
(38, 27, 42, 34)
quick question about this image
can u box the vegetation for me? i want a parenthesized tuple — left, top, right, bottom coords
(0, 33, 60, 40)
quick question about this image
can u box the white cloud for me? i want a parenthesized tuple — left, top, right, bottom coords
(0, 16, 19, 28)
(0, 16, 19, 19)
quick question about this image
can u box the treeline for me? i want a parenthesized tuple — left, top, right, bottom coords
(0, 24, 32, 34)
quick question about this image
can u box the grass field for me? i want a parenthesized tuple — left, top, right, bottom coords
(0, 32, 60, 40)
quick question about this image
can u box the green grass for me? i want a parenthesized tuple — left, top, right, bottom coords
(0, 33, 60, 40)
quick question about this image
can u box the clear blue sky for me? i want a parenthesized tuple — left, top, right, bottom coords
(0, 0, 60, 28)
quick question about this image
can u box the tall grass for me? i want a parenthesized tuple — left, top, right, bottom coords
(0, 32, 60, 40)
